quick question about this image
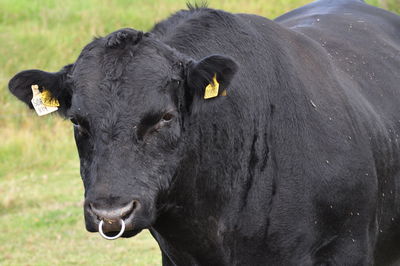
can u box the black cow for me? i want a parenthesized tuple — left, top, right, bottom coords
(8, 0, 400, 265)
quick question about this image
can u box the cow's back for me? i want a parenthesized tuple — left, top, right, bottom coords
(276, 0, 400, 122)
(277, 1, 400, 264)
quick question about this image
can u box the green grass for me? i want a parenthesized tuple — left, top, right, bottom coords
(0, 0, 398, 265)
(0, 162, 160, 265)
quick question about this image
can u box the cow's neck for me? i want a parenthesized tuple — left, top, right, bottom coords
(150, 62, 280, 265)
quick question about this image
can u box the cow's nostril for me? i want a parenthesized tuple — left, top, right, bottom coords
(122, 200, 140, 219)
(89, 200, 139, 221)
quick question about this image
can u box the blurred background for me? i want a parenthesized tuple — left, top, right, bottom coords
(0, 0, 398, 265)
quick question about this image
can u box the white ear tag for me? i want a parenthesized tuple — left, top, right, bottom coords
(31, 85, 59, 116)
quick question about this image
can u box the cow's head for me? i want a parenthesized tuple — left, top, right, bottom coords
(8, 28, 238, 239)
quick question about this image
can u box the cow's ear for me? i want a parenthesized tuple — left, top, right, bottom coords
(186, 55, 238, 101)
(8, 64, 73, 117)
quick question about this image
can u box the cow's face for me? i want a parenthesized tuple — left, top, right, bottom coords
(8, 28, 237, 238)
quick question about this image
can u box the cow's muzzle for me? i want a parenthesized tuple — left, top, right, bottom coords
(86, 200, 141, 240)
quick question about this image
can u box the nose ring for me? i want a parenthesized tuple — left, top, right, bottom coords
(98, 219, 125, 240)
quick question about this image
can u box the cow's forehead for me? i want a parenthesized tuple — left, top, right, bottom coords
(73, 39, 175, 88)
(71, 41, 173, 95)
(68, 38, 180, 121)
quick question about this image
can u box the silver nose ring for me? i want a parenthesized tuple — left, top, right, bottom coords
(98, 219, 125, 240)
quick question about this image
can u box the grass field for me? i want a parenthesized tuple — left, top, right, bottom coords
(0, 0, 398, 265)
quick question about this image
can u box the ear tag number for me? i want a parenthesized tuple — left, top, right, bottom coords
(31, 85, 59, 116)
(204, 74, 220, 99)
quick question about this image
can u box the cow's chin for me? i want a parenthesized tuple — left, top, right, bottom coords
(96, 228, 142, 238)
(121, 229, 142, 238)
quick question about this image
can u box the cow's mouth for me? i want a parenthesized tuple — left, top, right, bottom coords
(98, 219, 126, 240)
(97, 219, 143, 240)
(99, 228, 142, 239)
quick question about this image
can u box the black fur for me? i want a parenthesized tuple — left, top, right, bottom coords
(105, 28, 143, 49)
(8, 0, 400, 265)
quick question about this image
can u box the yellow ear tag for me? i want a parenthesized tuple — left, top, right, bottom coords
(41, 90, 60, 107)
(31, 85, 59, 116)
(204, 74, 220, 99)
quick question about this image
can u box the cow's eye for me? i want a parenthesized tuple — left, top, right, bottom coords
(137, 112, 175, 141)
(161, 112, 174, 122)
(70, 118, 90, 136)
